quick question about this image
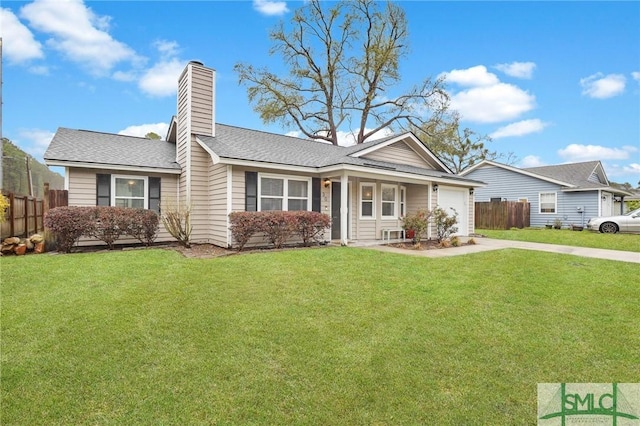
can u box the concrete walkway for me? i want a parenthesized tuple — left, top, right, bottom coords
(360, 237, 640, 263)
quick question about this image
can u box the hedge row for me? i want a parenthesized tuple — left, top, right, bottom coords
(44, 206, 159, 252)
(229, 211, 331, 251)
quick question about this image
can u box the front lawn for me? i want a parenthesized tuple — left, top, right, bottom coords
(2, 248, 638, 424)
(478, 228, 640, 252)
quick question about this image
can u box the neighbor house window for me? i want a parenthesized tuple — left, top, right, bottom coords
(539, 192, 556, 213)
(113, 176, 147, 209)
(259, 174, 311, 211)
(360, 183, 375, 218)
(400, 186, 407, 217)
(381, 184, 397, 218)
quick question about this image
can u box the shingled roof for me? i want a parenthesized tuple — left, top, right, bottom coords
(524, 161, 609, 189)
(45, 128, 180, 171)
(45, 124, 482, 185)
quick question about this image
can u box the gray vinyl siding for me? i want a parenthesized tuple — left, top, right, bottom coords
(465, 165, 599, 228)
(67, 168, 178, 244)
(362, 141, 435, 169)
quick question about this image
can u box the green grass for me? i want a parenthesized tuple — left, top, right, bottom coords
(478, 228, 640, 252)
(2, 248, 639, 424)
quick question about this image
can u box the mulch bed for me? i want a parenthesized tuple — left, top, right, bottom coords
(386, 239, 475, 250)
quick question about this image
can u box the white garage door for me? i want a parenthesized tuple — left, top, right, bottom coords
(437, 186, 468, 236)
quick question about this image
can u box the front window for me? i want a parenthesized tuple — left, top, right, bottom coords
(381, 184, 397, 218)
(259, 175, 310, 211)
(360, 183, 375, 218)
(539, 192, 556, 213)
(113, 176, 147, 209)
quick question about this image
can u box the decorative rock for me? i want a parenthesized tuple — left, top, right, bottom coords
(3, 237, 20, 245)
(26, 239, 35, 250)
(30, 234, 44, 244)
(14, 244, 27, 256)
(35, 242, 45, 254)
(1, 244, 15, 254)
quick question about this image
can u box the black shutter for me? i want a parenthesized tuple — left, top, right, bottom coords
(149, 177, 161, 213)
(245, 171, 258, 212)
(312, 177, 321, 212)
(96, 174, 111, 206)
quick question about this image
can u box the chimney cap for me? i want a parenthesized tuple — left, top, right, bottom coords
(189, 60, 204, 66)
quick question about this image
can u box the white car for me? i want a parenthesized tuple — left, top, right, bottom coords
(586, 207, 640, 233)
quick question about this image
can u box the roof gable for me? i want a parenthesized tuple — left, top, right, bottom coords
(461, 160, 574, 187)
(347, 133, 452, 173)
(524, 161, 610, 189)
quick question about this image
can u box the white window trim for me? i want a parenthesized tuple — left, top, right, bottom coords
(112, 174, 148, 209)
(359, 182, 376, 219)
(400, 186, 407, 218)
(381, 183, 398, 219)
(257, 173, 312, 212)
(539, 192, 557, 214)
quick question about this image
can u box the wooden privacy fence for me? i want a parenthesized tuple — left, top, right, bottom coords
(1, 184, 68, 239)
(475, 201, 530, 230)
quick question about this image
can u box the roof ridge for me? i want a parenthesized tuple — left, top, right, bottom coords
(61, 127, 160, 142)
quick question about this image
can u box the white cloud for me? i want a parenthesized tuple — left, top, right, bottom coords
(490, 119, 548, 139)
(154, 40, 180, 57)
(494, 61, 536, 79)
(632, 72, 640, 82)
(0, 8, 44, 63)
(580, 73, 626, 99)
(112, 70, 137, 82)
(519, 155, 546, 168)
(118, 122, 170, 139)
(442, 65, 536, 123)
(18, 129, 55, 159)
(138, 58, 185, 97)
(20, 0, 138, 75)
(449, 82, 535, 123)
(253, 0, 289, 16)
(557, 144, 638, 162)
(29, 65, 50, 75)
(440, 65, 499, 87)
(623, 163, 640, 174)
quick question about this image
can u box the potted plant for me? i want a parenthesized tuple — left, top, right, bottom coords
(553, 218, 563, 229)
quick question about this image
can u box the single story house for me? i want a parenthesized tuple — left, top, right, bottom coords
(44, 61, 484, 248)
(460, 159, 633, 228)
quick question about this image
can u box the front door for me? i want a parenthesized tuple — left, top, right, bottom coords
(331, 182, 341, 239)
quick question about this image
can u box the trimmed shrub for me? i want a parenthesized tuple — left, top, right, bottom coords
(45, 206, 160, 252)
(126, 209, 159, 247)
(261, 211, 296, 249)
(229, 211, 331, 251)
(229, 211, 264, 251)
(90, 206, 129, 249)
(0, 195, 9, 224)
(291, 211, 331, 246)
(44, 207, 95, 253)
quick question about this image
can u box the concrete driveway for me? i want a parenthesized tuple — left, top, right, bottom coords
(364, 237, 640, 264)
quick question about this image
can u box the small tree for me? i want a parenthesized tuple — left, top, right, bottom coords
(160, 200, 192, 248)
(401, 209, 433, 245)
(432, 207, 458, 243)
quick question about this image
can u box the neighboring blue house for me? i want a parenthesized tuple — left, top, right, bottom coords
(460, 160, 633, 228)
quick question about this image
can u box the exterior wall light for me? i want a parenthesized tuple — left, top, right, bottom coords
(433, 184, 439, 192)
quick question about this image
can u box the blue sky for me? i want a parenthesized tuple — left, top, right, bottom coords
(2, 0, 639, 184)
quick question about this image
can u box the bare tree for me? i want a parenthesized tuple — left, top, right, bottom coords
(234, 0, 448, 145)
